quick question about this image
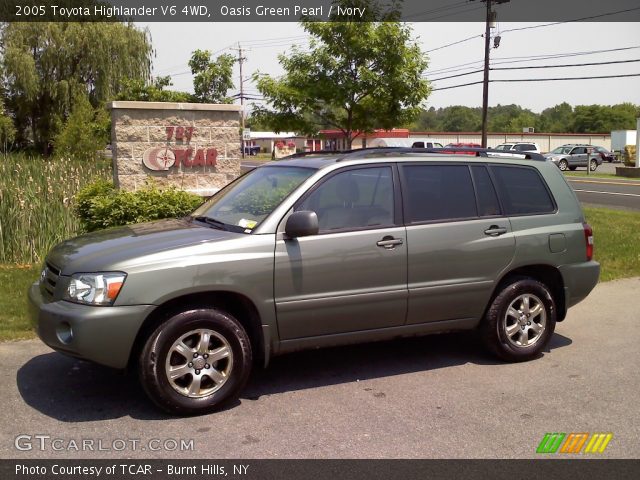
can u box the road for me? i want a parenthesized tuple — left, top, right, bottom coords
(568, 176, 640, 211)
(1, 278, 639, 459)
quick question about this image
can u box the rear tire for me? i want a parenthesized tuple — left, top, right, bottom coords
(569, 166, 577, 171)
(139, 308, 252, 415)
(589, 159, 598, 171)
(481, 277, 556, 362)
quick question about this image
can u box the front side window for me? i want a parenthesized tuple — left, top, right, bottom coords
(490, 166, 555, 215)
(402, 165, 477, 223)
(192, 166, 315, 232)
(296, 167, 394, 232)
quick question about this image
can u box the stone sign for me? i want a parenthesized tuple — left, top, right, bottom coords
(108, 101, 242, 195)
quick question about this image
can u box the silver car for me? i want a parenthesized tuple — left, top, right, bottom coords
(544, 144, 603, 172)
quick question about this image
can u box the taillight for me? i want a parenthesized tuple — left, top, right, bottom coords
(583, 222, 593, 261)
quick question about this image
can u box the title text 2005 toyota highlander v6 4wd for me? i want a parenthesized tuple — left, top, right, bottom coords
(29, 148, 600, 415)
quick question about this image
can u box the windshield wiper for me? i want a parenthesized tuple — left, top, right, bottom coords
(192, 216, 229, 231)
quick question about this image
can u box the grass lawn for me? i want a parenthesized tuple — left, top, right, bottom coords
(0, 207, 638, 341)
(584, 207, 640, 282)
(0, 264, 40, 341)
(564, 172, 620, 179)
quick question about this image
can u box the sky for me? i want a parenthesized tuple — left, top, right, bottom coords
(138, 21, 640, 113)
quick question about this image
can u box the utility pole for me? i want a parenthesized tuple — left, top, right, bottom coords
(475, 0, 509, 148)
(481, 0, 492, 148)
(233, 43, 247, 159)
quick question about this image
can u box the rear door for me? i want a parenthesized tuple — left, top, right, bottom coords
(570, 147, 588, 166)
(274, 165, 408, 340)
(400, 163, 516, 324)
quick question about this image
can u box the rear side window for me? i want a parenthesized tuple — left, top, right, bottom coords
(471, 166, 501, 216)
(402, 165, 477, 223)
(490, 166, 555, 215)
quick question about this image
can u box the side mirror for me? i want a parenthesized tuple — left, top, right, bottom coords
(285, 211, 319, 238)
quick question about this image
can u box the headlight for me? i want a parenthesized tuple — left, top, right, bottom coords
(64, 273, 126, 305)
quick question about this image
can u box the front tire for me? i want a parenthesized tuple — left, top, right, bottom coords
(481, 278, 556, 362)
(558, 159, 569, 171)
(139, 308, 252, 415)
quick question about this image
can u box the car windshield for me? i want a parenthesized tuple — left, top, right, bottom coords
(191, 166, 316, 233)
(551, 146, 573, 154)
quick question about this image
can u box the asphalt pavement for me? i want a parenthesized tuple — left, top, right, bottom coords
(567, 164, 640, 211)
(1, 278, 639, 459)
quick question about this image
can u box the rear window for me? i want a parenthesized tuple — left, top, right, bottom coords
(490, 166, 555, 215)
(515, 144, 536, 151)
(402, 165, 477, 222)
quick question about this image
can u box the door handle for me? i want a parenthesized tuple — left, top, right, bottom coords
(376, 236, 403, 249)
(484, 225, 508, 236)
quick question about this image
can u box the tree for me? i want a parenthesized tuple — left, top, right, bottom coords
(116, 76, 192, 103)
(253, 1, 430, 148)
(1, 22, 152, 154)
(440, 106, 481, 132)
(537, 102, 574, 132)
(573, 103, 639, 133)
(188, 50, 236, 104)
(487, 104, 537, 132)
(54, 94, 109, 159)
(0, 95, 15, 150)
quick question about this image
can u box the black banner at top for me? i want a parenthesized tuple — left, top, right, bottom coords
(1, 0, 640, 22)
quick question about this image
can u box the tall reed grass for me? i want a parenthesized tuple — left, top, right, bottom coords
(0, 153, 111, 264)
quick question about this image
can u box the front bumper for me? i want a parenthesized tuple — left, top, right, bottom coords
(28, 283, 156, 369)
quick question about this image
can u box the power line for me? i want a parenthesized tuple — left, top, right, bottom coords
(425, 44, 640, 76)
(492, 58, 640, 71)
(425, 6, 640, 54)
(500, 6, 640, 34)
(426, 34, 483, 53)
(428, 57, 640, 81)
(432, 73, 640, 91)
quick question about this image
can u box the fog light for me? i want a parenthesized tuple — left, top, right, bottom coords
(56, 322, 73, 344)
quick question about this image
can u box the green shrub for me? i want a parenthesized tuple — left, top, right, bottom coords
(54, 95, 109, 160)
(76, 180, 203, 232)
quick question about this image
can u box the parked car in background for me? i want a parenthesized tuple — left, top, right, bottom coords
(544, 144, 603, 171)
(243, 145, 261, 156)
(443, 142, 482, 155)
(494, 142, 541, 154)
(369, 138, 444, 149)
(593, 146, 617, 163)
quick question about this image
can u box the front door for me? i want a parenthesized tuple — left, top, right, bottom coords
(274, 165, 407, 340)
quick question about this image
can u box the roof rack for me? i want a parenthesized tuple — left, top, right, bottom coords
(282, 147, 546, 161)
(339, 147, 546, 161)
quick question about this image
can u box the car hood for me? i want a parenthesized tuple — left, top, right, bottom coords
(46, 218, 243, 275)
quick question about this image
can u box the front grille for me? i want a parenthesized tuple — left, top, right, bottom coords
(41, 262, 60, 299)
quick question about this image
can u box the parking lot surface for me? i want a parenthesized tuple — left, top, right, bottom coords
(1, 278, 639, 459)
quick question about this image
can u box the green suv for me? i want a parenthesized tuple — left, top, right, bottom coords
(29, 149, 600, 415)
